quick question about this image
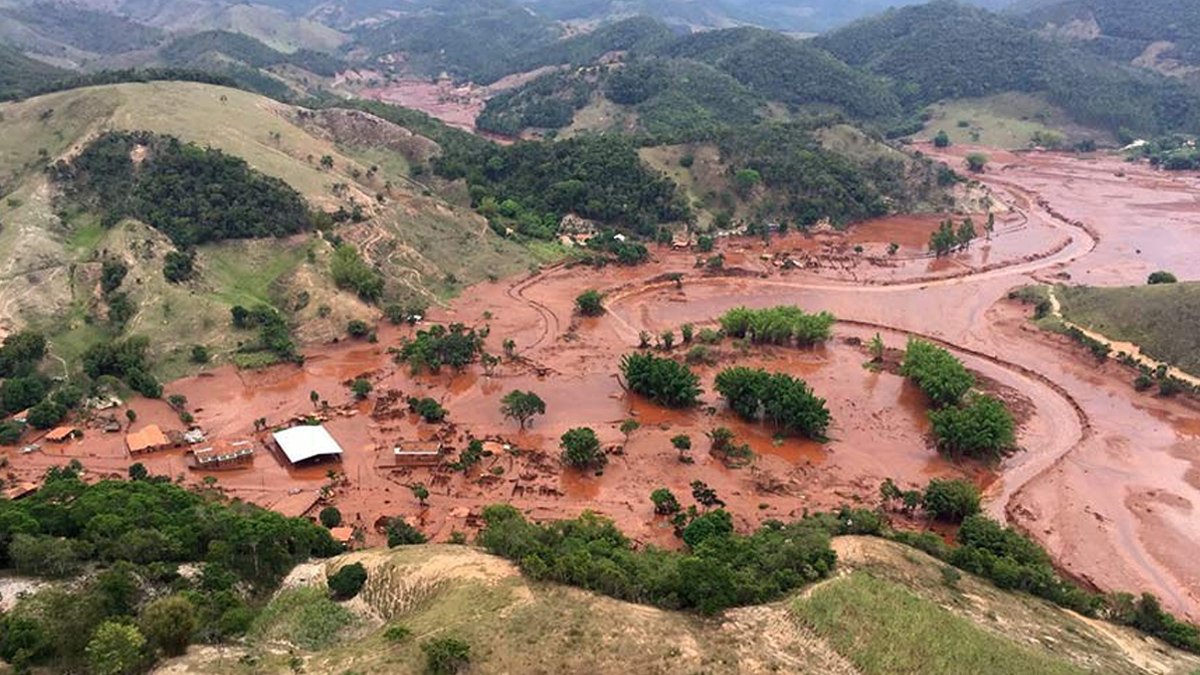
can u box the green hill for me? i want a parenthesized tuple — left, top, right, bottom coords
(1023, 0, 1200, 73)
(0, 45, 69, 100)
(162, 537, 1200, 674)
(1057, 282, 1200, 376)
(815, 0, 1200, 135)
(0, 81, 535, 378)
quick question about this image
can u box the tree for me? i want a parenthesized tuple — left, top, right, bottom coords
(965, 153, 988, 173)
(619, 352, 701, 408)
(900, 339, 974, 408)
(561, 427, 605, 470)
(659, 331, 675, 351)
(310, 390, 320, 409)
(671, 434, 692, 462)
(690, 480, 724, 510)
(650, 488, 681, 515)
(411, 483, 430, 506)
(350, 378, 372, 400)
(319, 506, 342, 528)
(500, 390, 545, 430)
(139, 595, 196, 657)
(929, 394, 1016, 460)
(320, 154, 334, 170)
(347, 319, 371, 338)
(619, 419, 640, 441)
(128, 463, 148, 481)
(387, 518, 427, 547)
(922, 478, 981, 522)
(327, 562, 367, 600)
(26, 401, 66, 430)
(0, 421, 23, 445)
(86, 621, 145, 675)
(1147, 271, 1177, 285)
(734, 168, 762, 196)
(683, 509, 733, 548)
(502, 339, 517, 359)
(680, 324, 694, 344)
(575, 289, 604, 316)
(956, 218, 977, 250)
(162, 250, 195, 283)
(697, 234, 715, 252)
(933, 130, 951, 148)
(422, 637, 471, 675)
(868, 333, 885, 362)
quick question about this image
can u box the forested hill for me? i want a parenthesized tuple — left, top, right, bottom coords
(0, 46, 69, 100)
(814, 0, 1200, 135)
(1021, 0, 1200, 70)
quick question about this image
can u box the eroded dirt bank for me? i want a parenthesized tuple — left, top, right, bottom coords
(5, 146, 1200, 621)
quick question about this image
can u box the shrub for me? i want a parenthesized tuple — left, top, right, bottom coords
(422, 637, 471, 675)
(1147, 271, 1177, 285)
(383, 625, 411, 643)
(139, 595, 196, 657)
(620, 352, 701, 408)
(189, 345, 209, 364)
(0, 421, 23, 445)
(387, 519, 427, 547)
(347, 320, 371, 338)
(327, 563, 368, 600)
(319, 507, 342, 528)
(560, 427, 605, 469)
(162, 250, 195, 283)
(922, 478, 981, 522)
(350, 378, 373, 400)
(928, 394, 1016, 461)
(575, 289, 604, 316)
(650, 488, 681, 515)
(408, 396, 447, 422)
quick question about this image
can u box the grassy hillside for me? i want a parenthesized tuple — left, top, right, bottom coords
(161, 537, 1200, 674)
(0, 81, 536, 378)
(919, 92, 1114, 148)
(1057, 282, 1200, 375)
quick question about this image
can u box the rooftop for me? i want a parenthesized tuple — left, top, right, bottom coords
(127, 424, 170, 453)
(272, 425, 344, 464)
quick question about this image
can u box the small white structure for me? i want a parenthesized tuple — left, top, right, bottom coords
(272, 425, 344, 465)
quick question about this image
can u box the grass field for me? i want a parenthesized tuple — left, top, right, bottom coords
(1057, 282, 1200, 375)
(793, 572, 1083, 675)
(919, 92, 1113, 149)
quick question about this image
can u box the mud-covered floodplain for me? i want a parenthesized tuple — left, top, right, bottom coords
(8, 145, 1200, 621)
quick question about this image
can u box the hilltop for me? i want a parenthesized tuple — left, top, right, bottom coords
(0, 80, 535, 378)
(161, 537, 1200, 674)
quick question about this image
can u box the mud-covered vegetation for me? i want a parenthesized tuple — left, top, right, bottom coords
(55, 131, 313, 247)
(619, 352, 702, 408)
(0, 463, 339, 672)
(713, 367, 831, 440)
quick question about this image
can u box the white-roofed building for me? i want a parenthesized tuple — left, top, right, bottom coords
(271, 425, 344, 465)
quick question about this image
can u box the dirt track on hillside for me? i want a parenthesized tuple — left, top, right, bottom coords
(6, 145, 1200, 621)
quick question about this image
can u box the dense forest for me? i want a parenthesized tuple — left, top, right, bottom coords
(477, 57, 766, 141)
(55, 131, 314, 247)
(0, 464, 339, 672)
(434, 134, 690, 236)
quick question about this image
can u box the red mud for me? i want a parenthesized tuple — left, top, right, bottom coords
(4, 144, 1200, 621)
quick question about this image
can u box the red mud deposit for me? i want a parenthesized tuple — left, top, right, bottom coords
(4, 147, 1200, 621)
